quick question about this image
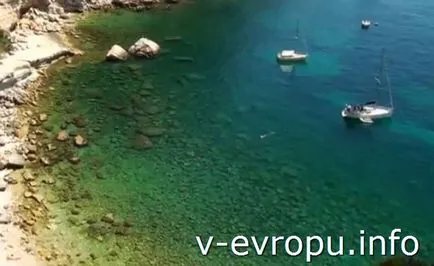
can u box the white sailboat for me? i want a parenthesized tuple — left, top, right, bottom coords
(276, 21, 308, 63)
(341, 48, 394, 124)
(361, 20, 371, 29)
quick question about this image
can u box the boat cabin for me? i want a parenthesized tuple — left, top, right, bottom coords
(281, 50, 296, 57)
(345, 101, 376, 113)
(361, 20, 371, 29)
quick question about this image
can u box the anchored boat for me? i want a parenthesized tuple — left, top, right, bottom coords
(341, 49, 394, 124)
(361, 20, 371, 29)
(276, 50, 307, 62)
(276, 21, 308, 63)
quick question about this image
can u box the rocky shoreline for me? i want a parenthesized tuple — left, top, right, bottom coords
(0, 6, 81, 265)
(0, 0, 178, 264)
(0, 0, 182, 33)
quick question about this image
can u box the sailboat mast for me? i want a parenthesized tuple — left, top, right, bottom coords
(295, 20, 308, 54)
(296, 20, 300, 38)
(382, 49, 393, 108)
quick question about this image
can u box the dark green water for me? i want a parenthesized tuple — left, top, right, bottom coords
(36, 0, 434, 265)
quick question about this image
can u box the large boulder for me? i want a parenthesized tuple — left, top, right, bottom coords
(106, 44, 128, 61)
(6, 153, 26, 168)
(128, 38, 160, 58)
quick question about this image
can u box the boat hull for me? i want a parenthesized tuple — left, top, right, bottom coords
(361, 20, 371, 29)
(276, 53, 307, 63)
(341, 105, 393, 121)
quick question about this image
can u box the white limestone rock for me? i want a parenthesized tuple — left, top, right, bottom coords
(106, 44, 128, 61)
(128, 37, 160, 58)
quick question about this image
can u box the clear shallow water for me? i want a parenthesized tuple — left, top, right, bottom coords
(34, 0, 434, 265)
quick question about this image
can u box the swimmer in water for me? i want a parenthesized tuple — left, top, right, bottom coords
(260, 131, 275, 139)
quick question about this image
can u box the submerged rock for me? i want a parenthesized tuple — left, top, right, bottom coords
(66, 124, 78, 136)
(39, 113, 48, 122)
(128, 37, 160, 58)
(377, 257, 431, 265)
(14, 124, 29, 139)
(69, 156, 80, 164)
(43, 124, 54, 132)
(30, 119, 39, 126)
(23, 170, 35, 181)
(47, 143, 56, 151)
(106, 44, 128, 61)
(185, 73, 206, 81)
(163, 36, 182, 42)
(56, 130, 69, 141)
(72, 115, 87, 128)
(141, 80, 154, 90)
(127, 64, 141, 71)
(40, 156, 50, 166)
(134, 134, 153, 149)
(112, 0, 157, 9)
(74, 135, 88, 147)
(173, 56, 194, 62)
(101, 213, 115, 224)
(139, 90, 152, 97)
(145, 106, 160, 114)
(27, 144, 37, 153)
(138, 127, 166, 137)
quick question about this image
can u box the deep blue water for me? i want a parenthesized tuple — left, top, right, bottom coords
(35, 0, 434, 265)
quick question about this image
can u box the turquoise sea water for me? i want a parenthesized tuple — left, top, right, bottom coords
(35, 0, 434, 265)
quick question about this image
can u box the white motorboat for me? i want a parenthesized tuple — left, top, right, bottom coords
(277, 20, 309, 63)
(361, 20, 371, 29)
(341, 49, 394, 124)
(276, 50, 307, 62)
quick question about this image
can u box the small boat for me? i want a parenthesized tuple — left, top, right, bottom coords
(361, 20, 371, 29)
(277, 20, 309, 63)
(341, 101, 393, 123)
(341, 49, 394, 124)
(276, 50, 307, 62)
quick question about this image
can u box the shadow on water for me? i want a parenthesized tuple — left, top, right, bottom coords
(343, 117, 393, 129)
(277, 62, 309, 79)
